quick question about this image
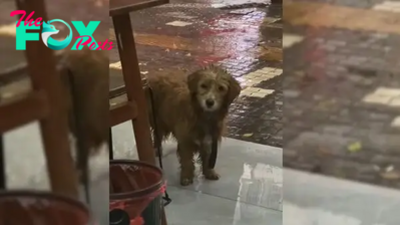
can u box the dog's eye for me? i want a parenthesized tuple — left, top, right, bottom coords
(218, 86, 226, 92)
(200, 84, 208, 89)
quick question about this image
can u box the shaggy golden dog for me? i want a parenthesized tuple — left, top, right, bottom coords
(146, 65, 241, 186)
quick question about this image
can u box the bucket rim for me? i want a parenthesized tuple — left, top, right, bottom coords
(110, 159, 164, 201)
(0, 190, 90, 215)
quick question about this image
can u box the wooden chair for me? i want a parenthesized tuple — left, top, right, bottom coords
(0, 0, 79, 197)
(109, 0, 169, 224)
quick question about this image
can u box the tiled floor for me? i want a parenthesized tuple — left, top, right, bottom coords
(2, 122, 110, 224)
(111, 122, 283, 225)
(2, 121, 282, 225)
(4, 121, 400, 225)
(284, 169, 400, 225)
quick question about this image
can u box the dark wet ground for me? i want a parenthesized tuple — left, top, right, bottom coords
(284, 0, 400, 189)
(109, 0, 283, 145)
(0, 0, 283, 145)
(0, 1, 282, 144)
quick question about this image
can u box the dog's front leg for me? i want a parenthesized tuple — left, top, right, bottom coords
(177, 141, 196, 186)
(199, 139, 220, 181)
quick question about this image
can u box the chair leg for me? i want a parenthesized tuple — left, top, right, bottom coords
(112, 14, 156, 165)
(109, 128, 113, 160)
(161, 208, 168, 225)
(0, 134, 5, 189)
(15, 0, 79, 198)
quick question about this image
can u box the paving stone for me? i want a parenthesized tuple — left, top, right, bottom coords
(241, 87, 275, 98)
(389, 96, 400, 107)
(373, 1, 400, 12)
(283, 34, 304, 48)
(374, 87, 400, 96)
(391, 116, 400, 127)
(283, 90, 300, 98)
(166, 21, 194, 27)
(284, 4, 400, 188)
(320, 125, 353, 136)
(362, 94, 392, 105)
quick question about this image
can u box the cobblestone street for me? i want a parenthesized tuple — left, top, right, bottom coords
(109, 0, 283, 146)
(284, 0, 400, 189)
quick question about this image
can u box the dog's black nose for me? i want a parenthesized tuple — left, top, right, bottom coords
(206, 99, 214, 107)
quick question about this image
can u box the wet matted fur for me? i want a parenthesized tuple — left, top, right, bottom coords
(145, 66, 241, 186)
(59, 49, 108, 193)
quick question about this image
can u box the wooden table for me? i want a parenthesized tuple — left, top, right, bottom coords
(109, 0, 169, 224)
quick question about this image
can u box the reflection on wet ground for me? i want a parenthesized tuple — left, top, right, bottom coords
(284, 169, 400, 225)
(0, 0, 282, 146)
(284, 0, 400, 189)
(109, 0, 283, 146)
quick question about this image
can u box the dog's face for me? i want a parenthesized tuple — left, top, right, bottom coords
(187, 66, 241, 112)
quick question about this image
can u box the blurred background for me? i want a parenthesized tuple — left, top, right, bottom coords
(0, 0, 109, 224)
(284, 0, 400, 224)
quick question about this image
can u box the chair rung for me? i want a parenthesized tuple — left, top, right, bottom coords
(109, 101, 138, 127)
(0, 91, 49, 132)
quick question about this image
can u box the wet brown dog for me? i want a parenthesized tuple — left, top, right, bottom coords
(146, 65, 241, 186)
(59, 49, 108, 188)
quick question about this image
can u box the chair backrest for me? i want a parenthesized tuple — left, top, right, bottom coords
(0, 0, 79, 198)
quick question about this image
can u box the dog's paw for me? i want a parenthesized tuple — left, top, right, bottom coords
(180, 177, 194, 186)
(204, 170, 220, 180)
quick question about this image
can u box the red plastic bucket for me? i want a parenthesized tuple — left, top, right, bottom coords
(110, 160, 164, 225)
(0, 190, 92, 225)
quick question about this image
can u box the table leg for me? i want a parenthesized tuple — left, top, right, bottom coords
(112, 14, 156, 165)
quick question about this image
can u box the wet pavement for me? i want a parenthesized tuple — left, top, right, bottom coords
(109, 0, 283, 146)
(284, 0, 400, 189)
(0, 0, 283, 146)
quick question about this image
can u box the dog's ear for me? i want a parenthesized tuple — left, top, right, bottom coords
(187, 71, 202, 93)
(226, 76, 241, 105)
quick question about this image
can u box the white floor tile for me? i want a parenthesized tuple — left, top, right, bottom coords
(166, 21, 193, 27)
(362, 87, 400, 106)
(283, 34, 304, 48)
(391, 116, 400, 127)
(373, 1, 400, 12)
(284, 169, 400, 225)
(241, 87, 275, 98)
